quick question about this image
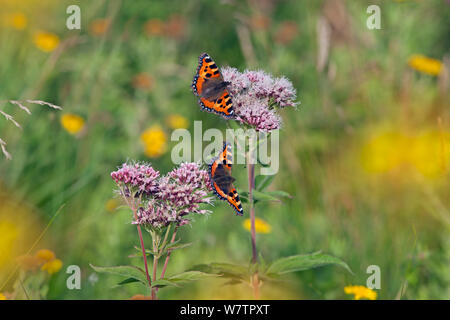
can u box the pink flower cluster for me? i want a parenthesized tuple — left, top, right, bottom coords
(222, 67, 297, 132)
(111, 162, 213, 228)
(111, 163, 160, 195)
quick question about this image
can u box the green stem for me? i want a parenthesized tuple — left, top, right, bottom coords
(247, 152, 260, 300)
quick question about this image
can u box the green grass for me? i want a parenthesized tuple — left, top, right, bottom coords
(0, 0, 449, 300)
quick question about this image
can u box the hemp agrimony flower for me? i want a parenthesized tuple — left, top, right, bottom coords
(222, 67, 298, 132)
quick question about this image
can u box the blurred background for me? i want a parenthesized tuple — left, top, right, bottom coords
(0, 0, 449, 299)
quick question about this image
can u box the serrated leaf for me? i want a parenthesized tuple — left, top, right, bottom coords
(266, 252, 353, 275)
(255, 175, 275, 191)
(90, 264, 148, 285)
(153, 271, 217, 288)
(168, 271, 218, 282)
(190, 263, 249, 281)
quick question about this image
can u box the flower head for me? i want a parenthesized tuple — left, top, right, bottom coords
(111, 162, 160, 196)
(33, 31, 60, 52)
(166, 114, 189, 129)
(408, 55, 442, 76)
(140, 125, 167, 158)
(61, 114, 85, 135)
(4, 12, 27, 30)
(221, 67, 297, 132)
(344, 285, 377, 300)
(0, 293, 7, 300)
(41, 258, 63, 275)
(243, 218, 272, 234)
(36, 249, 55, 263)
(113, 162, 213, 229)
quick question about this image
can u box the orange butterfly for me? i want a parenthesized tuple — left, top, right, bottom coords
(209, 142, 243, 215)
(192, 53, 235, 118)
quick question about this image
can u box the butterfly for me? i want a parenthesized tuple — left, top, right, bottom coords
(209, 142, 243, 216)
(192, 53, 235, 119)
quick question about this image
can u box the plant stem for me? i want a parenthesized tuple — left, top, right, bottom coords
(123, 192, 152, 295)
(151, 231, 159, 300)
(160, 226, 178, 280)
(136, 224, 152, 292)
(247, 154, 260, 300)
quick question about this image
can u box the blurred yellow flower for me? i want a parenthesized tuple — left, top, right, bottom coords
(41, 258, 62, 275)
(60, 113, 85, 135)
(361, 129, 450, 179)
(140, 125, 167, 158)
(243, 218, 272, 234)
(408, 55, 442, 76)
(166, 114, 189, 129)
(361, 131, 408, 173)
(344, 285, 377, 300)
(89, 18, 111, 36)
(105, 198, 120, 213)
(4, 12, 27, 30)
(0, 293, 6, 300)
(0, 220, 19, 267)
(33, 31, 60, 52)
(36, 249, 55, 263)
(410, 130, 450, 178)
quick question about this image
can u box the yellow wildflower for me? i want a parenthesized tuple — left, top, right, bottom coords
(4, 12, 27, 30)
(0, 220, 19, 267)
(41, 258, 62, 275)
(166, 114, 189, 129)
(408, 55, 442, 76)
(243, 218, 272, 234)
(33, 31, 60, 52)
(36, 249, 56, 263)
(0, 293, 7, 300)
(60, 113, 85, 135)
(105, 198, 120, 213)
(361, 131, 408, 173)
(344, 285, 377, 300)
(140, 125, 167, 158)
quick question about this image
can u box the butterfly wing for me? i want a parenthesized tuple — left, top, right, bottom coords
(209, 142, 243, 215)
(192, 53, 235, 119)
(199, 91, 234, 118)
(192, 53, 222, 97)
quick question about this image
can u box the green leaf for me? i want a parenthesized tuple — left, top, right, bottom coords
(168, 271, 218, 282)
(116, 277, 140, 286)
(190, 263, 249, 281)
(151, 279, 181, 288)
(153, 271, 218, 288)
(164, 241, 192, 252)
(90, 264, 148, 285)
(252, 190, 282, 202)
(255, 175, 275, 191)
(265, 190, 292, 199)
(266, 252, 353, 276)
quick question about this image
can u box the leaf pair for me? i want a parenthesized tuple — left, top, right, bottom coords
(90, 264, 216, 289)
(189, 252, 352, 286)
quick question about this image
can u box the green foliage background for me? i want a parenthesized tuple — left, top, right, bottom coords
(0, 0, 449, 299)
